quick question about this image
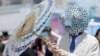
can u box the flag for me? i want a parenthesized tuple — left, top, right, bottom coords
(3, 0, 54, 56)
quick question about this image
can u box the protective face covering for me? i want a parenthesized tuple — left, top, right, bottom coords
(61, 2, 89, 35)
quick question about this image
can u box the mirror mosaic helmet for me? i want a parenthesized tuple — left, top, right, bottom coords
(61, 2, 90, 35)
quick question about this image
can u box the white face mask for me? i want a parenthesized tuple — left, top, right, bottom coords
(61, 2, 89, 35)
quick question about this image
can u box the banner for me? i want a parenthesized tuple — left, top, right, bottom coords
(3, 0, 54, 56)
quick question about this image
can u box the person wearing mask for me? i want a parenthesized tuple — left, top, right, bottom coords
(47, 2, 99, 56)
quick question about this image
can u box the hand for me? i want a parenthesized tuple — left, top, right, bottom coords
(47, 42, 69, 56)
(47, 42, 59, 53)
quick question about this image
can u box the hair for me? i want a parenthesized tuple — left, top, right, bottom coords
(42, 27, 51, 32)
(2, 31, 9, 37)
(43, 27, 51, 35)
(35, 37, 42, 51)
(32, 27, 51, 51)
(0, 43, 5, 53)
(95, 28, 100, 37)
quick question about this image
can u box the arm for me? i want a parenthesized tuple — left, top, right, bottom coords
(52, 40, 99, 56)
(47, 42, 78, 56)
(56, 49, 77, 56)
(88, 42, 99, 56)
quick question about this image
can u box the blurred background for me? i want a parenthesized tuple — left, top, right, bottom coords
(0, 0, 99, 36)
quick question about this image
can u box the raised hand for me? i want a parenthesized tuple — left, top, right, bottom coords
(47, 42, 69, 56)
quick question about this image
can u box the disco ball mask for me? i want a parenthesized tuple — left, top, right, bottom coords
(61, 3, 89, 35)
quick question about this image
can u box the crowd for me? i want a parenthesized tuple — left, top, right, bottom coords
(0, 27, 58, 56)
(0, 0, 100, 56)
(20, 27, 56, 56)
(0, 27, 100, 56)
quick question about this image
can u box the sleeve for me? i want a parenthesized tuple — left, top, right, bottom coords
(88, 42, 99, 56)
(54, 52, 77, 56)
(53, 49, 78, 56)
(56, 42, 99, 56)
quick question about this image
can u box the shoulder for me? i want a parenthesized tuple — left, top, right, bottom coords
(84, 33, 99, 53)
(84, 33, 99, 48)
(85, 33, 98, 44)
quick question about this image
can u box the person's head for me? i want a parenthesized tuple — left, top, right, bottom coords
(95, 28, 100, 42)
(2, 31, 9, 40)
(61, 2, 89, 35)
(35, 37, 42, 51)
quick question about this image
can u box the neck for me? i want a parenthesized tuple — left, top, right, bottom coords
(70, 32, 83, 37)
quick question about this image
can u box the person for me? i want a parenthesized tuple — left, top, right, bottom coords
(95, 28, 100, 44)
(32, 37, 44, 56)
(2, 31, 9, 40)
(95, 28, 100, 55)
(1, 31, 9, 45)
(31, 27, 54, 56)
(47, 2, 99, 56)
